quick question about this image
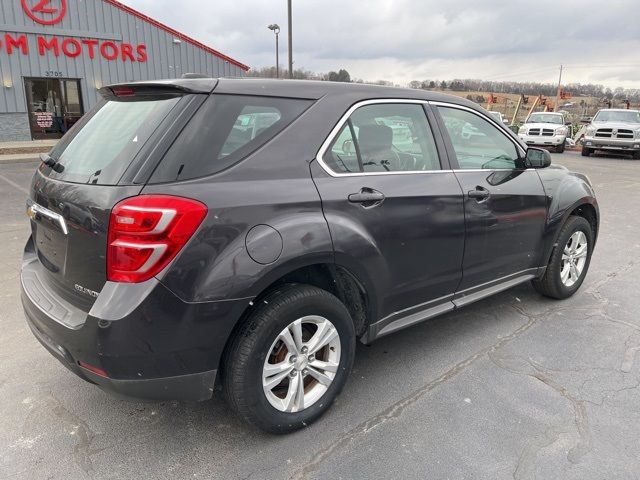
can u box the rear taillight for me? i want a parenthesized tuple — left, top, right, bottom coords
(107, 195, 207, 283)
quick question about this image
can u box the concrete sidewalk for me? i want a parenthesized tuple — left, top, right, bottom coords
(0, 139, 57, 164)
(0, 139, 57, 154)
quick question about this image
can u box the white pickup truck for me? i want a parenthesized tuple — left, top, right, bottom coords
(582, 109, 640, 159)
(518, 112, 570, 153)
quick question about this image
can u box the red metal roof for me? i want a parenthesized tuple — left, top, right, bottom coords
(103, 0, 249, 71)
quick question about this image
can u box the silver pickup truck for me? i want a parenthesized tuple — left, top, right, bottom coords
(582, 109, 640, 159)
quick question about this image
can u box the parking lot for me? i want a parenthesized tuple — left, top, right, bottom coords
(1, 150, 639, 480)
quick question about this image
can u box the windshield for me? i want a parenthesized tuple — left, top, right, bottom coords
(593, 110, 640, 124)
(45, 96, 182, 185)
(526, 114, 563, 125)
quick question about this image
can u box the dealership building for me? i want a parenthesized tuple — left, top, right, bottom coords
(0, 0, 248, 141)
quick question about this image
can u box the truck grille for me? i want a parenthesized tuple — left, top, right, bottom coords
(528, 128, 555, 136)
(595, 128, 634, 139)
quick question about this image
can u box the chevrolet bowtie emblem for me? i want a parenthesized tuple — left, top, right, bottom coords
(26, 205, 37, 220)
(25, 202, 69, 235)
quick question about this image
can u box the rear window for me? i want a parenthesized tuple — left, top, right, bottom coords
(149, 94, 313, 183)
(45, 96, 182, 185)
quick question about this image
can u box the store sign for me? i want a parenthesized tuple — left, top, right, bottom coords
(22, 0, 67, 25)
(0, 1, 148, 63)
(1, 33, 148, 62)
(35, 112, 53, 128)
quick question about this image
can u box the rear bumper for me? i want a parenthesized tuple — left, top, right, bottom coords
(21, 248, 249, 401)
(24, 309, 217, 400)
(583, 136, 640, 151)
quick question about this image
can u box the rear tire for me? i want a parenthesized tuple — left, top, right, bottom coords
(532, 216, 593, 299)
(222, 284, 356, 433)
(581, 146, 592, 157)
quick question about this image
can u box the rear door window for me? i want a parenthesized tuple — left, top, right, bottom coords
(150, 95, 313, 183)
(322, 103, 441, 174)
(45, 96, 183, 185)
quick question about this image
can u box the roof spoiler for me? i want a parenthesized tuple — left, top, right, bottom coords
(100, 78, 218, 100)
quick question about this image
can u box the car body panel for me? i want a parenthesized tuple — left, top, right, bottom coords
(310, 161, 465, 321)
(451, 169, 548, 290)
(536, 164, 599, 264)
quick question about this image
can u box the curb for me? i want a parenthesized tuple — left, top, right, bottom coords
(0, 154, 40, 164)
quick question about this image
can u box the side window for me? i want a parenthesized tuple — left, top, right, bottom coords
(151, 95, 312, 183)
(438, 106, 523, 170)
(322, 103, 441, 174)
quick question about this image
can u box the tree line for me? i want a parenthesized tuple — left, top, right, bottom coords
(408, 79, 640, 103)
(246, 66, 640, 103)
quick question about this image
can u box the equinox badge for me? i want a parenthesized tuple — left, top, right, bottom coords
(74, 284, 99, 298)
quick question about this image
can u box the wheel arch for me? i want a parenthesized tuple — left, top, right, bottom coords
(230, 256, 378, 346)
(543, 197, 599, 268)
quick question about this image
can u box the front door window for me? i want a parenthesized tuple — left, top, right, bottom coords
(24, 78, 84, 140)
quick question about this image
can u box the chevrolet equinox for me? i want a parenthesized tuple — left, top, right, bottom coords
(21, 78, 599, 433)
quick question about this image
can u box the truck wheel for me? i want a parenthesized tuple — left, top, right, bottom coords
(532, 216, 593, 299)
(556, 142, 565, 153)
(633, 151, 640, 160)
(222, 284, 356, 433)
(581, 147, 592, 157)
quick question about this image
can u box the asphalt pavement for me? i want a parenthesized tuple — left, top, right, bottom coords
(1, 151, 639, 480)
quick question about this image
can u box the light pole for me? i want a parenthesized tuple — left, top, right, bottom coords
(287, 0, 293, 78)
(267, 24, 280, 79)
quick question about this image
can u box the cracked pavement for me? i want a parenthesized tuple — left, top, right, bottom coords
(1, 151, 639, 479)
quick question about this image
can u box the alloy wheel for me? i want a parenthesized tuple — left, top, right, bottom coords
(262, 315, 341, 413)
(560, 231, 588, 287)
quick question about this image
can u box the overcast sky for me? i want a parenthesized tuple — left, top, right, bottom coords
(126, 0, 640, 88)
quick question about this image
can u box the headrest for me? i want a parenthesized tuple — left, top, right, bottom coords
(358, 124, 393, 154)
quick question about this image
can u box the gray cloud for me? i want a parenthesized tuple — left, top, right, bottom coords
(126, 0, 640, 87)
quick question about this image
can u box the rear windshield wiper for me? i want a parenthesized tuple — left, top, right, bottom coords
(40, 153, 64, 173)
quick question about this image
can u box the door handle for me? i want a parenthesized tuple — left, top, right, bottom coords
(468, 186, 490, 201)
(348, 188, 385, 207)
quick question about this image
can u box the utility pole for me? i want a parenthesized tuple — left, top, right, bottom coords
(287, 0, 293, 79)
(555, 64, 563, 111)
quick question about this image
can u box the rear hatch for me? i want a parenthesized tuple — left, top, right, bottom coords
(26, 81, 210, 311)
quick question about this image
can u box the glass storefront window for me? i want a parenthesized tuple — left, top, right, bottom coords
(24, 78, 84, 139)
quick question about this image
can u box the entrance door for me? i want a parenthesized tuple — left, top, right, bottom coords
(24, 78, 84, 140)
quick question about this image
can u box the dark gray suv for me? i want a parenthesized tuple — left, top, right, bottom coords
(21, 78, 599, 433)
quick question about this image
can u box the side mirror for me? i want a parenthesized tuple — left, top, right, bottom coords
(565, 121, 572, 126)
(525, 147, 552, 168)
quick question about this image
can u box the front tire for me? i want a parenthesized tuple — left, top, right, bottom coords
(581, 146, 592, 157)
(633, 150, 640, 160)
(532, 216, 593, 299)
(222, 284, 356, 433)
(556, 142, 565, 153)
